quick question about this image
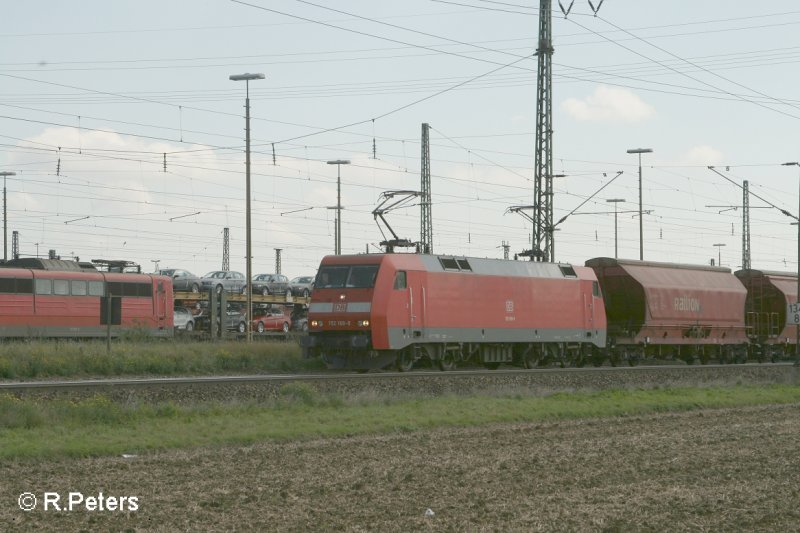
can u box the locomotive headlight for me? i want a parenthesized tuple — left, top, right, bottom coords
(311, 320, 322, 327)
(358, 320, 370, 327)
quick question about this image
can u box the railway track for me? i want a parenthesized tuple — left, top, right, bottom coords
(1, 363, 797, 403)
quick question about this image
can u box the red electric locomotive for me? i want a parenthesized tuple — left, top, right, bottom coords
(303, 253, 606, 370)
(0, 258, 173, 338)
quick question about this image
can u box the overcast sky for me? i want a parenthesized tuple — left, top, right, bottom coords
(2, 0, 800, 277)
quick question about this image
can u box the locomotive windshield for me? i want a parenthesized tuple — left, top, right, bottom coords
(316, 265, 379, 289)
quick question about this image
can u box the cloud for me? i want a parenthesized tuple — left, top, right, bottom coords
(562, 85, 655, 123)
(683, 145, 724, 166)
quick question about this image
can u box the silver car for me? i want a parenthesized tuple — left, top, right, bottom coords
(289, 276, 315, 298)
(160, 269, 202, 293)
(173, 307, 195, 331)
(248, 273, 290, 296)
(200, 271, 247, 294)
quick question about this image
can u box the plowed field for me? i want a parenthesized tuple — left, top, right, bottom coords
(4, 404, 800, 531)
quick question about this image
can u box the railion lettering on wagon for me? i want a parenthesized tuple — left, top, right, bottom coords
(674, 296, 701, 313)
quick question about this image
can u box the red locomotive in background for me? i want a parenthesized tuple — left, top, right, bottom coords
(0, 258, 173, 338)
(303, 254, 798, 370)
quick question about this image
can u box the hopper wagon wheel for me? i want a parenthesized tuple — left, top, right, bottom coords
(523, 350, 538, 369)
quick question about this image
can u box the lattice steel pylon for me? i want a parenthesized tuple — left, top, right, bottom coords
(11, 230, 18, 260)
(518, 0, 601, 262)
(532, 0, 555, 262)
(275, 248, 282, 275)
(742, 180, 751, 270)
(222, 227, 230, 271)
(420, 123, 433, 254)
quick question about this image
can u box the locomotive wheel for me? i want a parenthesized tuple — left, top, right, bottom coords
(438, 352, 457, 371)
(574, 344, 590, 368)
(397, 350, 415, 372)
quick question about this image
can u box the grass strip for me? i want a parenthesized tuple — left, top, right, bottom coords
(0, 339, 320, 379)
(2, 384, 799, 460)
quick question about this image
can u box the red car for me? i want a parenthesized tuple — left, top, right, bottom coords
(251, 307, 292, 333)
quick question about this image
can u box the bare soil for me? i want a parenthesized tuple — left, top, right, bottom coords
(3, 404, 800, 532)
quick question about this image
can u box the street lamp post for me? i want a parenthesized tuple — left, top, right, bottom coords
(627, 148, 653, 261)
(712, 243, 726, 266)
(0, 171, 16, 263)
(782, 161, 800, 358)
(606, 198, 625, 259)
(230, 72, 265, 343)
(327, 160, 351, 255)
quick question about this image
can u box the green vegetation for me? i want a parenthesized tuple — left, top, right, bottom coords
(0, 339, 321, 379)
(2, 384, 799, 459)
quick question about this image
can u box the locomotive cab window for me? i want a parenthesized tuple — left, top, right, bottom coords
(316, 266, 349, 289)
(346, 265, 379, 288)
(593, 281, 601, 297)
(316, 265, 379, 289)
(0, 277, 32, 294)
(393, 271, 407, 290)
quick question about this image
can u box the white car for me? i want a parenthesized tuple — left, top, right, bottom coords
(173, 307, 195, 331)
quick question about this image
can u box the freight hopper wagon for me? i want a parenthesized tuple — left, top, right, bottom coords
(303, 253, 607, 371)
(735, 269, 798, 360)
(586, 258, 748, 364)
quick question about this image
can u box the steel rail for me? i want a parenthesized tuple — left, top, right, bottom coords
(0, 363, 795, 392)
